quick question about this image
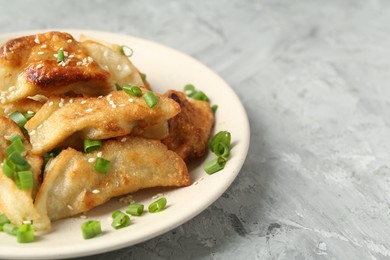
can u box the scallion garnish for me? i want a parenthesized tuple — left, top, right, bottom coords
(83, 139, 102, 153)
(15, 170, 34, 190)
(208, 131, 231, 156)
(17, 224, 34, 243)
(148, 197, 167, 213)
(143, 91, 159, 108)
(6, 138, 25, 156)
(8, 112, 27, 128)
(126, 203, 144, 216)
(23, 112, 35, 120)
(189, 90, 209, 102)
(183, 84, 195, 96)
(115, 83, 123, 91)
(203, 157, 227, 175)
(81, 220, 101, 239)
(140, 73, 147, 82)
(94, 157, 110, 174)
(57, 49, 65, 63)
(3, 223, 18, 236)
(211, 104, 218, 113)
(0, 214, 10, 232)
(111, 210, 130, 229)
(123, 85, 142, 97)
(2, 159, 16, 178)
(119, 45, 133, 57)
(8, 152, 30, 171)
(6, 134, 25, 143)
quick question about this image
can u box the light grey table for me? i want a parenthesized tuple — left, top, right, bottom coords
(2, 0, 390, 259)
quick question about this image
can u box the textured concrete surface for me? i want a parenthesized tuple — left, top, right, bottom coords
(2, 0, 390, 259)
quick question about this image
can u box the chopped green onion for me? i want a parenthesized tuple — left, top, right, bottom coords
(23, 112, 35, 120)
(2, 159, 16, 178)
(8, 152, 30, 171)
(211, 104, 218, 113)
(208, 131, 231, 155)
(140, 73, 147, 82)
(126, 204, 144, 216)
(0, 214, 10, 231)
(57, 49, 65, 63)
(81, 220, 101, 239)
(148, 197, 167, 213)
(6, 138, 25, 155)
(115, 83, 122, 91)
(94, 157, 110, 174)
(143, 91, 159, 108)
(111, 211, 130, 229)
(203, 157, 227, 174)
(123, 85, 142, 97)
(183, 84, 195, 95)
(6, 134, 25, 143)
(3, 223, 18, 236)
(84, 139, 102, 153)
(189, 90, 209, 102)
(119, 45, 133, 57)
(8, 112, 27, 128)
(17, 224, 34, 243)
(214, 142, 230, 158)
(15, 171, 34, 190)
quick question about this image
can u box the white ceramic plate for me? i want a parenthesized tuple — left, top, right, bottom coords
(0, 30, 250, 259)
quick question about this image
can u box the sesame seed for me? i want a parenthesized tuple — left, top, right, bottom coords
(120, 137, 127, 142)
(36, 64, 43, 69)
(98, 95, 103, 99)
(80, 100, 87, 104)
(41, 44, 47, 48)
(118, 104, 125, 107)
(111, 104, 117, 109)
(34, 38, 40, 44)
(60, 98, 64, 103)
(23, 220, 32, 224)
(59, 102, 64, 108)
(37, 124, 43, 129)
(88, 158, 96, 163)
(87, 56, 93, 63)
(27, 110, 34, 114)
(67, 39, 73, 43)
(64, 51, 68, 57)
(92, 189, 100, 194)
(117, 65, 122, 71)
(53, 54, 58, 58)
(76, 61, 82, 66)
(79, 215, 87, 219)
(29, 130, 36, 136)
(109, 100, 114, 105)
(60, 47, 63, 51)
(128, 98, 134, 103)
(96, 152, 102, 158)
(68, 54, 74, 58)
(8, 86, 15, 91)
(37, 51, 44, 55)
(48, 101, 53, 106)
(69, 99, 74, 103)
(67, 205, 73, 210)
(86, 108, 93, 113)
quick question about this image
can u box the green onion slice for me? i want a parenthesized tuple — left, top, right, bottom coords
(15, 171, 34, 190)
(23, 112, 35, 120)
(8, 112, 27, 128)
(17, 224, 34, 243)
(57, 49, 65, 63)
(140, 73, 147, 82)
(115, 83, 123, 91)
(208, 131, 231, 155)
(6, 138, 25, 155)
(123, 85, 142, 97)
(2, 159, 16, 178)
(203, 157, 227, 174)
(189, 90, 209, 102)
(84, 139, 102, 153)
(111, 211, 130, 229)
(211, 104, 218, 113)
(8, 152, 30, 171)
(0, 214, 10, 231)
(6, 134, 25, 143)
(3, 223, 18, 236)
(119, 45, 133, 57)
(183, 84, 195, 95)
(81, 220, 102, 239)
(148, 197, 167, 213)
(143, 91, 159, 108)
(94, 157, 110, 174)
(126, 203, 144, 216)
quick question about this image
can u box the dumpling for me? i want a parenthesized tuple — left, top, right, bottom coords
(0, 31, 145, 103)
(34, 137, 190, 221)
(24, 90, 181, 155)
(162, 90, 214, 161)
(0, 98, 43, 116)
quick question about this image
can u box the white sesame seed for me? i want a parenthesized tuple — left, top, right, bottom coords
(120, 137, 127, 142)
(59, 102, 64, 108)
(67, 205, 73, 210)
(37, 51, 44, 55)
(34, 38, 40, 44)
(60, 98, 64, 103)
(67, 39, 73, 43)
(79, 215, 87, 219)
(69, 99, 74, 103)
(8, 86, 15, 91)
(60, 47, 63, 51)
(36, 64, 43, 69)
(48, 101, 53, 106)
(82, 58, 87, 63)
(64, 51, 68, 57)
(41, 44, 47, 48)
(81, 100, 87, 104)
(117, 65, 122, 71)
(97, 152, 102, 158)
(118, 104, 125, 107)
(68, 54, 74, 58)
(27, 110, 34, 114)
(86, 108, 93, 113)
(92, 189, 100, 194)
(23, 220, 32, 224)
(87, 56, 93, 63)
(128, 98, 134, 103)
(98, 95, 103, 99)
(88, 158, 96, 163)
(37, 124, 43, 129)
(76, 61, 82, 66)
(29, 130, 36, 136)
(109, 100, 114, 105)
(111, 104, 117, 109)
(53, 54, 58, 58)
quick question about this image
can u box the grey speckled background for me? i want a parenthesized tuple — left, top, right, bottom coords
(2, 0, 390, 259)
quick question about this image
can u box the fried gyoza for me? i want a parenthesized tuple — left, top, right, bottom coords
(34, 137, 190, 221)
(25, 90, 181, 155)
(0, 31, 144, 103)
(162, 90, 214, 161)
(0, 98, 43, 116)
